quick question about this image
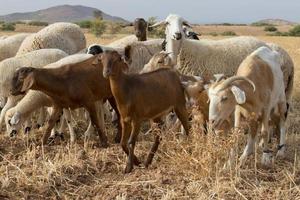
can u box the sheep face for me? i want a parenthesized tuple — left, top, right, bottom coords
(102, 51, 128, 78)
(134, 18, 147, 40)
(87, 45, 104, 55)
(11, 67, 35, 96)
(208, 83, 237, 129)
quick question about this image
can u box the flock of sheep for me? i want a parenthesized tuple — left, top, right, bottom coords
(0, 14, 294, 173)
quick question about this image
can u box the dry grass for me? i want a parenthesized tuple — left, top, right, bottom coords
(0, 26, 300, 199)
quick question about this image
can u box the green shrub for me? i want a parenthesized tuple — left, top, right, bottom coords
(76, 20, 92, 29)
(0, 21, 4, 24)
(208, 32, 218, 36)
(264, 26, 277, 32)
(14, 21, 26, 24)
(289, 25, 300, 36)
(221, 31, 237, 36)
(106, 22, 122, 34)
(251, 22, 274, 27)
(28, 21, 48, 26)
(147, 16, 166, 38)
(1, 23, 15, 31)
(91, 19, 106, 37)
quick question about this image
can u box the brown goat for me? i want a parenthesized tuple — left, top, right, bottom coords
(101, 50, 190, 173)
(10, 55, 121, 147)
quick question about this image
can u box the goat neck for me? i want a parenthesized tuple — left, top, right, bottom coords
(31, 69, 66, 97)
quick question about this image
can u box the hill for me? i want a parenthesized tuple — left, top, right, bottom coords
(0, 5, 128, 23)
(254, 18, 297, 26)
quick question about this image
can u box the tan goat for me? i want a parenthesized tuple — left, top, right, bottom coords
(101, 50, 190, 173)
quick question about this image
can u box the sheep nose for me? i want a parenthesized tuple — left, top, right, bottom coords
(174, 32, 182, 40)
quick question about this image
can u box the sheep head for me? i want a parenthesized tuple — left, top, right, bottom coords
(11, 67, 35, 96)
(208, 76, 255, 129)
(101, 51, 129, 78)
(150, 14, 192, 41)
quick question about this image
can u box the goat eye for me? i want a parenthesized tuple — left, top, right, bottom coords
(221, 96, 228, 102)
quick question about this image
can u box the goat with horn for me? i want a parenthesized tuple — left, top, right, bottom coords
(208, 47, 289, 167)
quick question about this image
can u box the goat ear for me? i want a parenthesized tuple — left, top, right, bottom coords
(10, 112, 21, 125)
(231, 86, 246, 104)
(21, 74, 34, 92)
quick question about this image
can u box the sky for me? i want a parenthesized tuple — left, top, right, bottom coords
(1, 0, 300, 24)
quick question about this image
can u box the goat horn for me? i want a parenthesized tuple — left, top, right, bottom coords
(218, 76, 256, 92)
(149, 20, 166, 28)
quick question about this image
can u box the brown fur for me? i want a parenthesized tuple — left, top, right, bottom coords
(11, 55, 122, 146)
(101, 50, 190, 173)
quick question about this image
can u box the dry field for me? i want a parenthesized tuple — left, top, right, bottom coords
(0, 26, 300, 199)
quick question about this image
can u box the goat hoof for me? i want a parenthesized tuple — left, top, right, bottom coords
(261, 151, 273, 166)
(35, 124, 41, 129)
(10, 130, 17, 137)
(24, 127, 31, 134)
(58, 133, 65, 141)
(114, 135, 121, 144)
(134, 157, 141, 166)
(100, 141, 109, 148)
(124, 164, 133, 173)
(47, 137, 55, 145)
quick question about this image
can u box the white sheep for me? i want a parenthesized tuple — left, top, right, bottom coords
(0, 33, 31, 61)
(17, 23, 86, 55)
(150, 14, 294, 109)
(208, 46, 288, 166)
(0, 48, 68, 129)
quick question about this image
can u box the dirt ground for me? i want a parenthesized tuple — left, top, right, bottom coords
(0, 25, 299, 199)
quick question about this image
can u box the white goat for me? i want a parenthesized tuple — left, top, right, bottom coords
(208, 47, 288, 167)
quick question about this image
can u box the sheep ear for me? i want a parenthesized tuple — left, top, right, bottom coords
(21, 74, 34, 92)
(231, 86, 246, 104)
(11, 112, 21, 125)
(183, 21, 192, 28)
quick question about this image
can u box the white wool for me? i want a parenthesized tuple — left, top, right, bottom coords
(108, 35, 138, 49)
(0, 48, 68, 97)
(0, 33, 31, 61)
(17, 23, 86, 55)
(124, 39, 164, 73)
(44, 53, 93, 69)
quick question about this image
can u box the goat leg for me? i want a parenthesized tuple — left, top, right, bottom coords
(145, 135, 161, 168)
(86, 103, 108, 148)
(125, 121, 141, 173)
(108, 97, 122, 143)
(43, 106, 62, 145)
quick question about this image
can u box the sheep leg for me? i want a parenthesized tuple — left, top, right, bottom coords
(276, 102, 287, 158)
(63, 109, 76, 144)
(43, 106, 62, 145)
(261, 111, 273, 166)
(24, 116, 32, 134)
(108, 97, 122, 143)
(0, 96, 21, 130)
(121, 120, 140, 169)
(174, 106, 190, 135)
(125, 120, 141, 173)
(36, 108, 46, 129)
(145, 134, 161, 168)
(86, 103, 108, 148)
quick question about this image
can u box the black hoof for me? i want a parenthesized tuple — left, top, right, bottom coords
(24, 127, 31, 134)
(10, 130, 17, 137)
(35, 124, 41, 129)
